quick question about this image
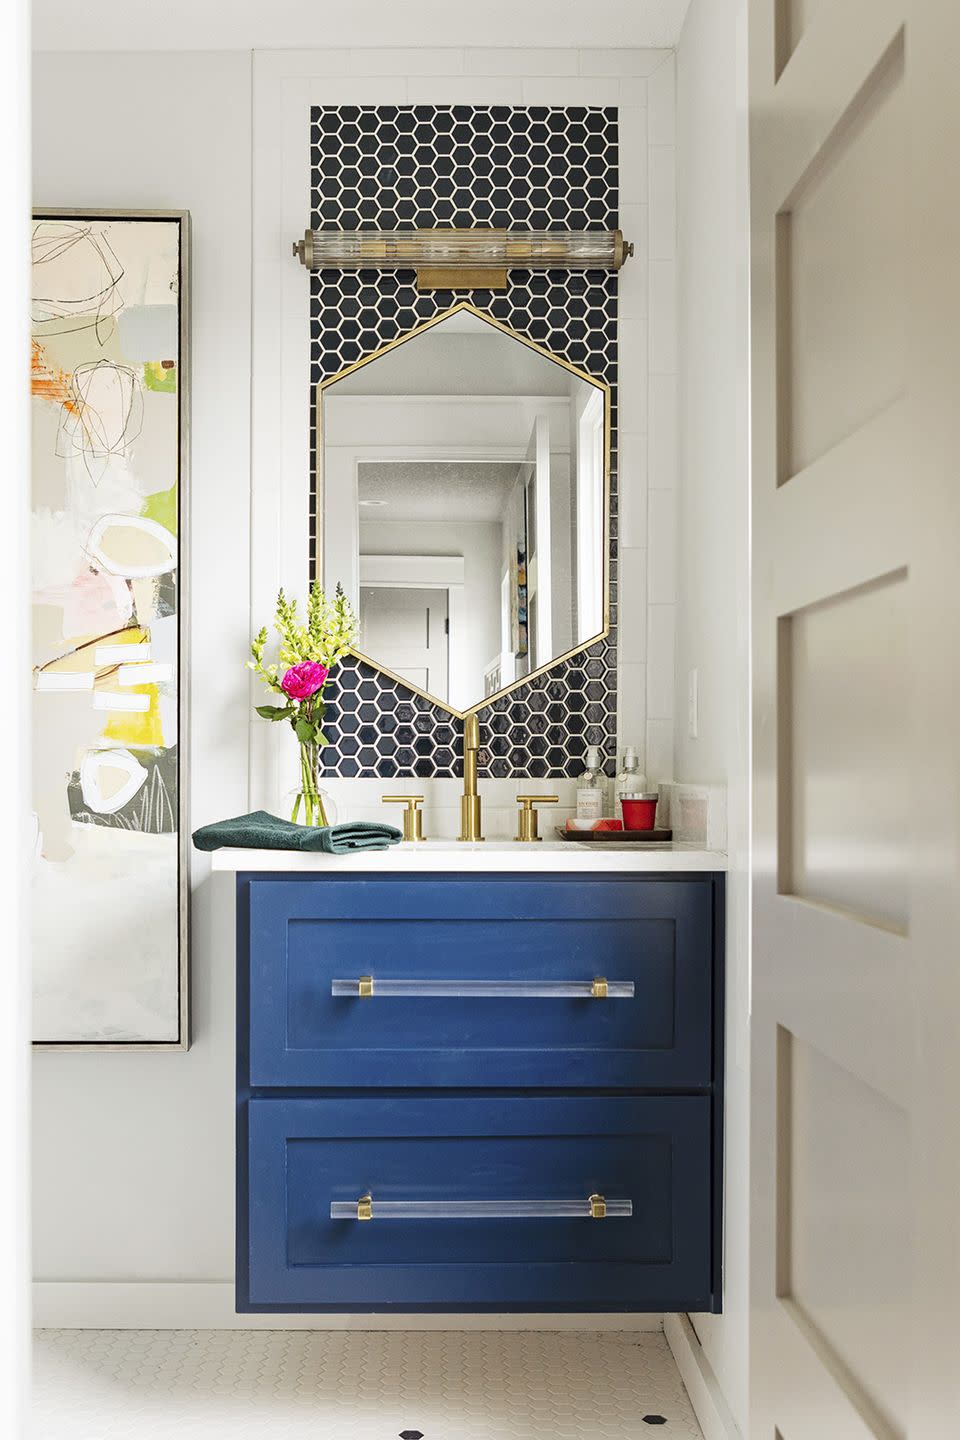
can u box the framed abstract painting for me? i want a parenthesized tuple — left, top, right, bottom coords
(31, 210, 190, 1048)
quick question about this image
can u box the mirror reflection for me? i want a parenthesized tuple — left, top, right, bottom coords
(321, 305, 607, 713)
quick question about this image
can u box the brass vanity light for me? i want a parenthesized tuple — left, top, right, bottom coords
(292, 227, 634, 291)
(514, 794, 559, 843)
(382, 794, 426, 841)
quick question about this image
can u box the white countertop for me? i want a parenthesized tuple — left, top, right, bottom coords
(209, 839, 727, 873)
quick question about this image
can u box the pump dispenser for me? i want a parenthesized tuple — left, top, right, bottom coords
(576, 746, 608, 821)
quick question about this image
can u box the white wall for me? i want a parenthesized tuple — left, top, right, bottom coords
(675, 1, 750, 1433)
(31, 51, 252, 1284)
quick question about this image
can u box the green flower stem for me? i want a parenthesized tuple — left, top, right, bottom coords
(295, 733, 328, 828)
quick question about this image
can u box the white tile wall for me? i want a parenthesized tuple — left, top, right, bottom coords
(465, 49, 576, 76)
(317, 776, 582, 842)
(618, 429, 648, 549)
(646, 606, 676, 721)
(648, 489, 677, 606)
(648, 144, 677, 260)
(614, 51, 677, 783)
(648, 373, 677, 491)
(618, 547, 649, 664)
(648, 52, 677, 145)
(406, 77, 524, 104)
(579, 49, 671, 78)
(349, 48, 467, 75)
(618, 107, 649, 206)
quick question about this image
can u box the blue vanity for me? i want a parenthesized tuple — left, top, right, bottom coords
(229, 849, 724, 1314)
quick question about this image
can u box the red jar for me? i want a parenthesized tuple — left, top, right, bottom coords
(620, 793, 659, 831)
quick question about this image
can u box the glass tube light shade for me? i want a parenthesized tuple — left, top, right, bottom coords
(329, 1198, 634, 1220)
(330, 978, 635, 999)
(293, 228, 633, 272)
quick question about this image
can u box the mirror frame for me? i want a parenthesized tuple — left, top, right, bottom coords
(314, 299, 611, 719)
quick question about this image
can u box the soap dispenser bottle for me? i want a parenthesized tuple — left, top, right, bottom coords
(576, 746, 608, 821)
(615, 746, 647, 805)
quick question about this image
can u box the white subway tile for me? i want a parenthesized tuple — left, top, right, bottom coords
(618, 78, 649, 107)
(465, 49, 577, 76)
(646, 604, 676, 719)
(647, 53, 676, 145)
(648, 490, 677, 606)
(618, 663, 647, 755)
(578, 48, 666, 77)
(520, 76, 621, 106)
(618, 547, 648, 662)
(648, 372, 677, 490)
(645, 717, 675, 784)
(481, 778, 578, 805)
(617, 204, 647, 320)
(348, 49, 465, 76)
(405, 77, 524, 105)
(649, 258, 677, 374)
(263, 50, 353, 78)
(307, 78, 409, 104)
(648, 145, 676, 260)
(618, 106, 648, 205)
(618, 316, 648, 434)
(618, 429, 648, 549)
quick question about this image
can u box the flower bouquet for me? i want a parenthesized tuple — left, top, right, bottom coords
(249, 581, 359, 826)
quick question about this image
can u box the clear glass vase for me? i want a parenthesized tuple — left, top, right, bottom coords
(282, 742, 337, 828)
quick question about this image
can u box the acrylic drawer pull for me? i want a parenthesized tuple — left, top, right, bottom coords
(331, 977, 634, 999)
(331, 1192, 633, 1221)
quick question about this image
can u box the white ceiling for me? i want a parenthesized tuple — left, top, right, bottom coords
(32, 0, 693, 53)
(358, 462, 520, 523)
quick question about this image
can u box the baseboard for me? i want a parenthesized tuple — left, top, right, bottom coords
(33, 1282, 664, 1332)
(664, 1313, 741, 1440)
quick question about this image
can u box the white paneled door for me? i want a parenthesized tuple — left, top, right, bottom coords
(749, 3, 960, 1438)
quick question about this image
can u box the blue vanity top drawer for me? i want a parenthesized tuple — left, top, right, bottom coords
(241, 874, 715, 1089)
(239, 1094, 714, 1313)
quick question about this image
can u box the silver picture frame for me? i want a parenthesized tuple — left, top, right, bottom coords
(31, 208, 191, 1051)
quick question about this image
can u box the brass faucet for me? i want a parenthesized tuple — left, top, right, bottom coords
(458, 713, 484, 842)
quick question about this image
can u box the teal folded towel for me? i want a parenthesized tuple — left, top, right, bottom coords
(192, 810, 402, 855)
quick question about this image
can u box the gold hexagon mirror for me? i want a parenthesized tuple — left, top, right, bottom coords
(317, 301, 609, 717)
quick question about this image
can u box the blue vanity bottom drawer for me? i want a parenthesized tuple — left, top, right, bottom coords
(240, 1095, 714, 1313)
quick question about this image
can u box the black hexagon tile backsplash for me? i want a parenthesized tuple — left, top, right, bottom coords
(309, 104, 619, 779)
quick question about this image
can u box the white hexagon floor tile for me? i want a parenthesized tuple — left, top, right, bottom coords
(34, 1329, 704, 1439)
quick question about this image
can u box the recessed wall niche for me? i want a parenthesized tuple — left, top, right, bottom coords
(309, 104, 619, 780)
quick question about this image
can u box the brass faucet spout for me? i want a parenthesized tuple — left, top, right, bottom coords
(459, 713, 484, 841)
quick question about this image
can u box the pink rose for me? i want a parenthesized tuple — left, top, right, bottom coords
(280, 661, 328, 700)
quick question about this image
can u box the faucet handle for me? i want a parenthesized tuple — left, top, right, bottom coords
(382, 795, 425, 842)
(514, 794, 559, 843)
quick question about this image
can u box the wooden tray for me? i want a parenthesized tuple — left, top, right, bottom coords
(555, 827, 673, 843)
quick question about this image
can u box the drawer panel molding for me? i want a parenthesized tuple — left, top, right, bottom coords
(243, 873, 714, 1089)
(239, 1095, 713, 1314)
